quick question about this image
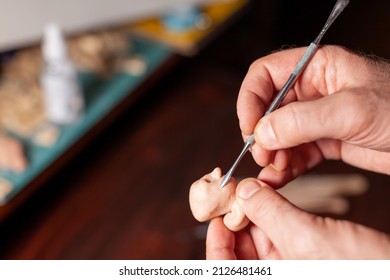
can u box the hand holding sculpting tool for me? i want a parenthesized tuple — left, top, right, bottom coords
(220, 0, 350, 188)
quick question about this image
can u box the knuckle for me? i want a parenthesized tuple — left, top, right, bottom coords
(281, 104, 303, 143)
(339, 91, 372, 138)
(248, 58, 263, 71)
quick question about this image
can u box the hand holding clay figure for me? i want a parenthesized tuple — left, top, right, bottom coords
(190, 167, 369, 232)
(189, 167, 249, 232)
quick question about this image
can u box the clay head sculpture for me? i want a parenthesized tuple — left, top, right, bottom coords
(189, 167, 249, 232)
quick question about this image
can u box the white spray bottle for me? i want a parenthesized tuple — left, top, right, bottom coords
(41, 24, 84, 124)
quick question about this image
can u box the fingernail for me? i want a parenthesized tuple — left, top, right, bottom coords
(269, 163, 281, 172)
(238, 180, 262, 199)
(270, 149, 289, 172)
(250, 143, 259, 156)
(256, 120, 277, 148)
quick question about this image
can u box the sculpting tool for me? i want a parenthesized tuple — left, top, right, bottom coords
(220, 0, 350, 188)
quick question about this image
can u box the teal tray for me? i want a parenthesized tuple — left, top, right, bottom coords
(0, 38, 171, 205)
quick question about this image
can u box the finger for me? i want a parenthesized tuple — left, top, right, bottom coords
(254, 90, 375, 151)
(269, 149, 291, 172)
(241, 131, 273, 167)
(258, 143, 323, 188)
(258, 165, 295, 188)
(236, 178, 317, 259)
(237, 63, 272, 137)
(249, 224, 281, 260)
(251, 143, 274, 167)
(340, 142, 390, 175)
(249, 134, 289, 170)
(206, 217, 236, 260)
(234, 227, 259, 260)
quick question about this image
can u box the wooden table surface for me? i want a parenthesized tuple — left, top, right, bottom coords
(0, 0, 389, 259)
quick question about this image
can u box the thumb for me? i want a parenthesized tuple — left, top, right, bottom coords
(236, 178, 318, 258)
(254, 91, 369, 150)
(237, 179, 390, 259)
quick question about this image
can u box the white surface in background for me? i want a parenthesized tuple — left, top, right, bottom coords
(0, 0, 218, 51)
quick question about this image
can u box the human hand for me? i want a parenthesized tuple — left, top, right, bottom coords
(206, 178, 390, 259)
(237, 45, 390, 187)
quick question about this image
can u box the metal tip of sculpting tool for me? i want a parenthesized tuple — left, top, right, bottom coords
(220, 135, 255, 188)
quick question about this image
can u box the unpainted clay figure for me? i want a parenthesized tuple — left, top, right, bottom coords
(189, 167, 249, 232)
(0, 135, 27, 173)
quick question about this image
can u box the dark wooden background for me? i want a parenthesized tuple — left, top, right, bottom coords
(0, 0, 389, 259)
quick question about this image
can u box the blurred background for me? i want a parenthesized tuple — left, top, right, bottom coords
(0, 0, 389, 259)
